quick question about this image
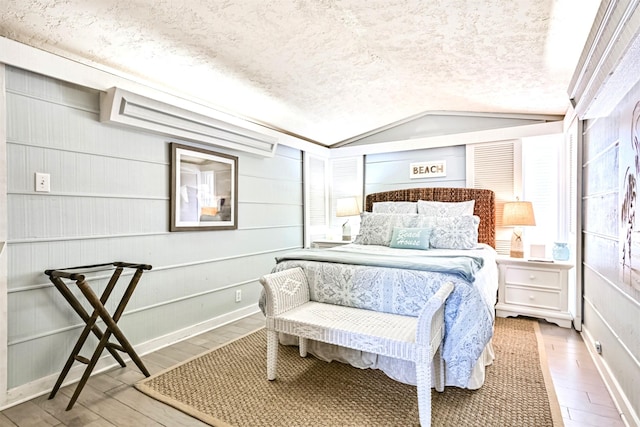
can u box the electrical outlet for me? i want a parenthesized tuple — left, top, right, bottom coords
(235, 289, 242, 302)
(595, 341, 602, 354)
(35, 172, 51, 192)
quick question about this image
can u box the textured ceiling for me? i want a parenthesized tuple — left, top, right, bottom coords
(0, 0, 600, 145)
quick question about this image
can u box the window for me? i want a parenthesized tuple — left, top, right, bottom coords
(522, 134, 562, 250)
(304, 153, 329, 246)
(468, 135, 563, 256)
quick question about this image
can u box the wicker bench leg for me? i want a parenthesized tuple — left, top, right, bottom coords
(435, 347, 445, 393)
(299, 337, 308, 357)
(416, 347, 433, 427)
(416, 358, 432, 427)
(266, 329, 278, 381)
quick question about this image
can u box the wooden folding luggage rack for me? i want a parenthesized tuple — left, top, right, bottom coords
(44, 262, 152, 410)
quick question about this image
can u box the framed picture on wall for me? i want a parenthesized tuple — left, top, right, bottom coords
(170, 142, 238, 231)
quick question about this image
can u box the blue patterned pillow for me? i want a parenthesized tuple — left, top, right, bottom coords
(389, 227, 431, 250)
(430, 215, 480, 249)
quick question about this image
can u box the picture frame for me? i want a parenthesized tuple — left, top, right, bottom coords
(170, 143, 238, 231)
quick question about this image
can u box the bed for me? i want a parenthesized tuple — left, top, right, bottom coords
(262, 187, 498, 389)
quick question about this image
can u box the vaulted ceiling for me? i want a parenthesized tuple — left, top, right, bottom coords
(0, 0, 600, 146)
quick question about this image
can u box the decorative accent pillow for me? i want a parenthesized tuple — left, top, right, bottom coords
(430, 215, 480, 249)
(354, 213, 429, 246)
(353, 212, 396, 245)
(389, 227, 431, 250)
(417, 200, 475, 217)
(372, 202, 418, 214)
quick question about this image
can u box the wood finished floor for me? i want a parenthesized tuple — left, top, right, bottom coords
(0, 313, 626, 427)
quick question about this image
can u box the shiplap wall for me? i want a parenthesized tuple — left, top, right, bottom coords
(582, 80, 640, 420)
(5, 67, 302, 389)
(364, 145, 465, 194)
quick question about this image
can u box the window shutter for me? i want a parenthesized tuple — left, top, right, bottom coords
(467, 140, 517, 254)
(330, 157, 363, 225)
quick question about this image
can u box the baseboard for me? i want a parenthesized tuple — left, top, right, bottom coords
(581, 327, 640, 427)
(1, 305, 261, 410)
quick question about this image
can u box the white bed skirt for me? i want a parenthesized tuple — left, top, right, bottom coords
(279, 334, 495, 389)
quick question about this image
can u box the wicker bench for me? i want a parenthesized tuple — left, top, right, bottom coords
(259, 267, 454, 427)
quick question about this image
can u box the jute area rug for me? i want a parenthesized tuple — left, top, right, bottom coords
(136, 317, 563, 426)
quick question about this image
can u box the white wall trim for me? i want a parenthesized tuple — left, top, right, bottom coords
(569, 0, 640, 119)
(582, 323, 640, 427)
(100, 87, 278, 157)
(6, 229, 301, 244)
(330, 121, 564, 158)
(0, 306, 261, 410)
(0, 63, 8, 408)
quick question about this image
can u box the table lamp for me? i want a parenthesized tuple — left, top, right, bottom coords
(502, 200, 536, 258)
(336, 197, 360, 241)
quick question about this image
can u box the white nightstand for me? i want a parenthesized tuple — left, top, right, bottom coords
(495, 256, 574, 328)
(311, 239, 352, 249)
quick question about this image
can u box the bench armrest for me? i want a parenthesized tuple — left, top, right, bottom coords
(259, 267, 310, 317)
(416, 281, 454, 351)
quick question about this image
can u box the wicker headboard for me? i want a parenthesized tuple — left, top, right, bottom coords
(365, 187, 496, 248)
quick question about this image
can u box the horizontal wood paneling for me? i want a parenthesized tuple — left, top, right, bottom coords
(583, 233, 620, 286)
(583, 193, 618, 238)
(4, 67, 302, 390)
(7, 229, 301, 290)
(582, 144, 619, 196)
(582, 116, 620, 163)
(6, 68, 100, 112)
(6, 90, 166, 164)
(8, 195, 168, 240)
(583, 270, 640, 418)
(582, 74, 640, 421)
(583, 268, 640, 358)
(5, 143, 168, 196)
(240, 175, 302, 205)
(365, 145, 465, 194)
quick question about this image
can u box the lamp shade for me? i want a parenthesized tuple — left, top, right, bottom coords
(502, 201, 536, 226)
(336, 197, 360, 217)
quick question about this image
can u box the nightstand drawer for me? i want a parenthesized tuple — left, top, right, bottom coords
(504, 266, 561, 289)
(496, 257, 573, 327)
(504, 285, 562, 310)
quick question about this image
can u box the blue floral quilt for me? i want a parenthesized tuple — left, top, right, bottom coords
(266, 244, 496, 387)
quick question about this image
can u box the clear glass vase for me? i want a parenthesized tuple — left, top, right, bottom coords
(552, 242, 570, 261)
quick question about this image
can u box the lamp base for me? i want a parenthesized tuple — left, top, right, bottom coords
(510, 227, 524, 258)
(510, 249, 525, 258)
(342, 220, 352, 242)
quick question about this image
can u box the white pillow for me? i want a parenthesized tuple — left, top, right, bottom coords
(372, 202, 418, 214)
(430, 215, 480, 249)
(417, 200, 475, 217)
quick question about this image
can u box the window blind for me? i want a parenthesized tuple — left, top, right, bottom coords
(330, 157, 363, 225)
(467, 140, 517, 254)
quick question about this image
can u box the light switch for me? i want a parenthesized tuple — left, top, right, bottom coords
(35, 172, 51, 192)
